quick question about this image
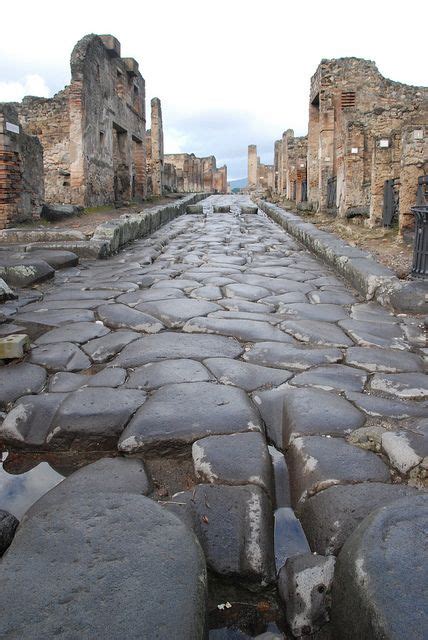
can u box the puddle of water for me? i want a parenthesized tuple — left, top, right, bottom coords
(0, 452, 64, 518)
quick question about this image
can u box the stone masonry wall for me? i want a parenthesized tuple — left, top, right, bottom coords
(0, 104, 44, 228)
(164, 153, 227, 194)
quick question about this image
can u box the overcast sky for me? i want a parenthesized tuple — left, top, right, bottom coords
(0, 0, 425, 179)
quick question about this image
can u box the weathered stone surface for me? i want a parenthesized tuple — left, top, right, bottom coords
(296, 482, 421, 556)
(82, 330, 140, 363)
(152, 278, 201, 291)
(203, 357, 291, 391)
(113, 332, 243, 367)
(35, 321, 110, 345)
(0, 459, 207, 640)
(369, 372, 428, 399)
(244, 341, 342, 371)
(345, 346, 424, 372)
(135, 299, 220, 328)
(47, 387, 147, 450)
(350, 302, 398, 324)
(97, 304, 164, 333)
(29, 342, 92, 372)
(124, 359, 212, 389)
(184, 316, 293, 343)
(48, 368, 127, 392)
(252, 386, 288, 448)
(287, 436, 390, 506)
(281, 302, 349, 322)
(308, 290, 357, 305)
(282, 388, 365, 446)
(339, 318, 406, 349)
(117, 287, 186, 305)
(290, 364, 367, 393)
(192, 432, 273, 495)
(278, 553, 335, 638)
(118, 382, 261, 454)
(274, 507, 310, 572)
(381, 421, 428, 475)
(0, 510, 19, 556)
(0, 393, 67, 447)
(224, 283, 271, 301)
(23, 248, 79, 269)
(345, 391, 428, 419)
(0, 277, 17, 302)
(40, 203, 83, 221)
(332, 494, 428, 640)
(168, 484, 275, 583)
(0, 363, 47, 409)
(281, 319, 353, 347)
(219, 298, 275, 313)
(0, 333, 30, 359)
(0, 260, 54, 287)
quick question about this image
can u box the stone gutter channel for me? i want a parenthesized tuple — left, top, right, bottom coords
(0, 195, 426, 639)
(254, 198, 428, 316)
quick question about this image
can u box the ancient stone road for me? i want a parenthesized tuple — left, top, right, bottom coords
(0, 195, 426, 639)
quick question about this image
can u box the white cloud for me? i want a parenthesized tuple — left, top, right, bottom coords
(0, 74, 51, 102)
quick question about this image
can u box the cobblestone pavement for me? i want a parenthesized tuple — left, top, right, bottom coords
(0, 195, 426, 639)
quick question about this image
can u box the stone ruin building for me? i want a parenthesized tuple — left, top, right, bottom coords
(251, 57, 427, 232)
(247, 144, 274, 192)
(0, 33, 228, 229)
(164, 153, 227, 194)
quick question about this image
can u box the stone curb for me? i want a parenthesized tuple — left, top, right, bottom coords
(255, 198, 427, 315)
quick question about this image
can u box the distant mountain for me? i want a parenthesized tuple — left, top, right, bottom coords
(228, 177, 247, 191)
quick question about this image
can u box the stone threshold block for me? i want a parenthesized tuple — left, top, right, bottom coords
(0, 333, 30, 359)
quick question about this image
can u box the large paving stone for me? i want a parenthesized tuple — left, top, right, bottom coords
(338, 318, 406, 350)
(35, 321, 110, 345)
(381, 420, 428, 475)
(219, 298, 276, 313)
(0, 458, 207, 640)
(282, 388, 365, 447)
(332, 494, 428, 640)
(350, 301, 398, 324)
(117, 287, 186, 305)
(345, 346, 424, 373)
(0, 393, 68, 448)
(45, 289, 120, 301)
(345, 391, 428, 419)
(244, 341, 342, 371)
(280, 302, 349, 322)
(0, 362, 47, 409)
(113, 332, 243, 367)
(168, 483, 275, 584)
(0, 259, 54, 287)
(46, 387, 147, 450)
(281, 319, 353, 347)
(290, 364, 367, 393)
(308, 289, 357, 305)
(29, 342, 92, 372)
(23, 248, 79, 269)
(224, 283, 271, 301)
(124, 359, 212, 390)
(309, 477, 423, 557)
(151, 278, 201, 291)
(207, 309, 283, 324)
(135, 299, 221, 328)
(97, 303, 164, 333)
(287, 436, 390, 506)
(369, 372, 428, 399)
(203, 357, 292, 391)
(13, 309, 96, 339)
(183, 316, 293, 342)
(82, 330, 140, 363)
(192, 432, 273, 495)
(48, 368, 127, 392)
(118, 382, 261, 455)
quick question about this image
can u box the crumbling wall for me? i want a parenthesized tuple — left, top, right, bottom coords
(0, 105, 44, 228)
(164, 153, 225, 193)
(307, 57, 428, 229)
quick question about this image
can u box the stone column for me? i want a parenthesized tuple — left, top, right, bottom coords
(150, 98, 164, 196)
(248, 145, 257, 188)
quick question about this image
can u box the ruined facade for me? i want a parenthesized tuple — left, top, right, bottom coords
(274, 129, 308, 204)
(15, 34, 147, 208)
(307, 58, 428, 230)
(0, 105, 44, 228)
(164, 153, 227, 194)
(247, 144, 275, 192)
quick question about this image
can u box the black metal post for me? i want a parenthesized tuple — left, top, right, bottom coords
(411, 206, 428, 277)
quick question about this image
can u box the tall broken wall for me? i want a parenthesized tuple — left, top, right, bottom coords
(0, 104, 44, 228)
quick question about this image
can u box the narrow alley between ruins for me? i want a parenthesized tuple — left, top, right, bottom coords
(0, 195, 426, 639)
